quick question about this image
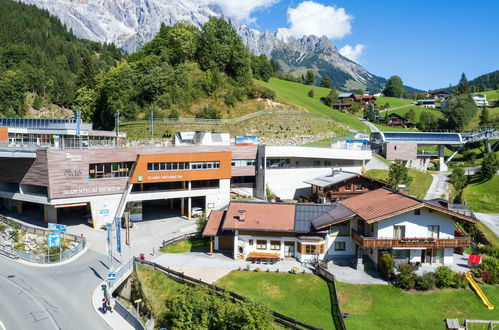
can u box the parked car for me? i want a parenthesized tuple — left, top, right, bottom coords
(191, 207, 204, 218)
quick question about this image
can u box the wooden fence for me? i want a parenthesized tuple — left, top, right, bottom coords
(135, 258, 323, 330)
(315, 264, 348, 330)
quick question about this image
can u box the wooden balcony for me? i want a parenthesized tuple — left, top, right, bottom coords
(351, 229, 471, 249)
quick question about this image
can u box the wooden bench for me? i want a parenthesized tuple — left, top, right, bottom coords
(246, 252, 281, 264)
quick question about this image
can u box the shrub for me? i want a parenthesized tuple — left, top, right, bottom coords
(196, 215, 207, 236)
(478, 256, 499, 284)
(415, 273, 436, 291)
(290, 266, 300, 274)
(379, 254, 395, 279)
(275, 269, 279, 273)
(0, 223, 7, 232)
(254, 267, 261, 272)
(395, 264, 415, 290)
(167, 108, 179, 119)
(307, 89, 314, 98)
(196, 104, 221, 119)
(456, 273, 468, 288)
(246, 84, 275, 99)
(435, 266, 458, 288)
(246, 264, 250, 271)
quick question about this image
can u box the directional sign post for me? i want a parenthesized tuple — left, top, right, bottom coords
(47, 232, 61, 262)
(48, 223, 67, 233)
(107, 273, 116, 281)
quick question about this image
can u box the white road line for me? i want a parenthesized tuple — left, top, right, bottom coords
(0, 319, 6, 330)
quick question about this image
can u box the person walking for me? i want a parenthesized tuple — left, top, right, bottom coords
(101, 296, 109, 314)
(109, 296, 116, 313)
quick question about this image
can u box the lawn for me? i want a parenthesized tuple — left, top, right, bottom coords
(337, 282, 499, 330)
(376, 96, 414, 109)
(258, 78, 369, 133)
(463, 175, 499, 213)
(159, 236, 209, 253)
(364, 168, 433, 199)
(373, 123, 420, 132)
(216, 271, 335, 329)
(389, 105, 444, 121)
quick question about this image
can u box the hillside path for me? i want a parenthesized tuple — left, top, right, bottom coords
(379, 104, 414, 113)
(424, 172, 450, 200)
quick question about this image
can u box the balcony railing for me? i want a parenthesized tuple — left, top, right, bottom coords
(351, 229, 471, 249)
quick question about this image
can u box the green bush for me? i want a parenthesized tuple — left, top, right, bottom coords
(478, 256, 499, 284)
(434, 266, 458, 288)
(0, 223, 7, 232)
(246, 84, 275, 100)
(196, 104, 221, 119)
(395, 264, 415, 290)
(379, 254, 395, 279)
(196, 215, 207, 237)
(456, 273, 468, 288)
(308, 89, 314, 98)
(477, 245, 499, 258)
(415, 273, 436, 291)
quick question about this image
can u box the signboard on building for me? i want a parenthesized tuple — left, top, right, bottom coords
(47, 232, 61, 248)
(48, 223, 67, 233)
(235, 135, 258, 146)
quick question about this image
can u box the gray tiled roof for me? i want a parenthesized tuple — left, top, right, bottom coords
(294, 204, 336, 233)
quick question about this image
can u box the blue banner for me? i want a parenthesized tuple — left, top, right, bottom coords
(76, 109, 81, 137)
(115, 217, 121, 254)
(106, 223, 113, 263)
(48, 223, 67, 233)
(115, 111, 119, 136)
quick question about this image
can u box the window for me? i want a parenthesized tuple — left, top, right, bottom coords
(270, 241, 281, 250)
(305, 245, 316, 254)
(344, 184, 352, 192)
(256, 240, 267, 250)
(89, 162, 134, 179)
(329, 222, 350, 236)
(355, 184, 362, 191)
(147, 161, 220, 171)
(313, 161, 321, 167)
(325, 161, 332, 166)
(393, 225, 406, 239)
(427, 225, 440, 238)
(414, 209, 421, 215)
(334, 242, 346, 251)
(248, 239, 253, 246)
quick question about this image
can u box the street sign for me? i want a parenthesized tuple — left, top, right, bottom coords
(107, 273, 116, 281)
(47, 232, 61, 248)
(48, 223, 67, 233)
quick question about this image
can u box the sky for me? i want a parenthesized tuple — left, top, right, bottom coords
(207, 0, 499, 90)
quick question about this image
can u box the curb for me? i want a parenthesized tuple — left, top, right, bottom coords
(13, 241, 91, 268)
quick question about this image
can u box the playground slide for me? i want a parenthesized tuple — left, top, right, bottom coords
(466, 272, 495, 310)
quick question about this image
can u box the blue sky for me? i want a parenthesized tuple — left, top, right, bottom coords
(213, 0, 499, 90)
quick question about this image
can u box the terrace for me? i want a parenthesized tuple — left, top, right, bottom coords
(351, 229, 471, 249)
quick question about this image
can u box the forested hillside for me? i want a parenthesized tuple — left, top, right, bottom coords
(0, 0, 121, 117)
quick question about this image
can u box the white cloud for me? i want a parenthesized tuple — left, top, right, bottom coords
(279, 1, 353, 40)
(339, 44, 365, 62)
(206, 0, 280, 22)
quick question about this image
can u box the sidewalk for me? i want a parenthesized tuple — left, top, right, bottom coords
(92, 282, 134, 330)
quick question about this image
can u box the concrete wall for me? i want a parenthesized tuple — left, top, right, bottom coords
(376, 208, 455, 239)
(383, 143, 417, 161)
(265, 146, 372, 161)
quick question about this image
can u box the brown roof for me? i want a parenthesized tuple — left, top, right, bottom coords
(222, 202, 296, 232)
(203, 210, 225, 236)
(341, 188, 421, 223)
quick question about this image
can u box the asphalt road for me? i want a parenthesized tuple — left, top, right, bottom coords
(0, 250, 112, 330)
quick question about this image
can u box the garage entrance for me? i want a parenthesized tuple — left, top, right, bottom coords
(127, 196, 207, 222)
(55, 203, 90, 226)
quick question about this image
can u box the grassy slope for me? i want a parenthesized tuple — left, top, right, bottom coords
(337, 282, 499, 330)
(216, 271, 334, 329)
(389, 105, 443, 121)
(373, 123, 420, 132)
(258, 78, 368, 133)
(376, 96, 413, 108)
(463, 175, 499, 213)
(159, 237, 209, 253)
(364, 169, 433, 199)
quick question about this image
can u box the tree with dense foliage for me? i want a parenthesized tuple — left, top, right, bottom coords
(382, 76, 405, 98)
(405, 109, 416, 123)
(450, 167, 468, 194)
(388, 160, 412, 189)
(480, 152, 498, 181)
(417, 111, 438, 130)
(320, 75, 332, 88)
(443, 95, 475, 130)
(251, 54, 273, 82)
(305, 70, 315, 85)
(364, 103, 378, 121)
(479, 106, 490, 126)
(350, 102, 362, 115)
(159, 285, 273, 329)
(307, 89, 314, 98)
(320, 88, 339, 107)
(357, 88, 365, 96)
(197, 104, 221, 119)
(457, 73, 470, 95)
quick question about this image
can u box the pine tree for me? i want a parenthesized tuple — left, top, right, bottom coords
(479, 107, 490, 126)
(307, 89, 314, 98)
(305, 70, 315, 85)
(320, 75, 331, 88)
(457, 73, 470, 95)
(480, 152, 498, 181)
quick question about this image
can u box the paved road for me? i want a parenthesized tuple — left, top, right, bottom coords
(475, 213, 499, 237)
(0, 250, 112, 330)
(361, 118, 380, 133)
(378, 103, 415, 113)
(424, 172, 450, 200)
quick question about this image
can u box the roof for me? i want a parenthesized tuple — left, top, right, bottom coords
(429, 90, 449, 95)
(203, 210, 225, 236)
(312, 204, 356, 229)
(338, 93, 354, 98)
(468, 254, 482, 264)
(341, 188, 421, 223)
(304, 170, 386, 188)
(222, 201, 296, 232)
(381, 132, 462, 144)
(388, 113, 407, 120)
(294, 204, 335, 233)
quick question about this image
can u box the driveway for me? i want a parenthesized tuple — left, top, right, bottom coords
(424, 172, 450, 200)
(475, 213, 499, 237)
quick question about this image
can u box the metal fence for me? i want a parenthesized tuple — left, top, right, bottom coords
(0, 214, 86, 264)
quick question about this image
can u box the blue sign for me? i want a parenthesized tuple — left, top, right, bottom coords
(48, 223, 67, 233)
(100, 209, 110, 216)
(106, 223, 113, 263)
(76, 109, 81, 137)
(115, 217, 121, 254)
(47, 232, 61, 248)
(107, 273, 116, 281)
(235, 135, 258, 146)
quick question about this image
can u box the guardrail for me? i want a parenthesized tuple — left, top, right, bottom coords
(315, 264, 348, 330)
(0, 214, 86, 264)
(136, 258, 322, 330)
(160, 232, 197, 249)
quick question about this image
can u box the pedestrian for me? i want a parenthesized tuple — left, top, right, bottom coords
(140, 253, 145, 260)
(109, 296, 116, 313)
(101, 296, 108, 314)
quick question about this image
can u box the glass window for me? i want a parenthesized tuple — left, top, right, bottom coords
(249, 239, 253, 246)
(393, 225, 406, 239)
(329, 222, 350, 236)
(355, 184, 362, 191)
(344, 184, 352, 191)
(325, 161, 332, 166)
(414, 209, 421, 215)
(305, 245, 316, 254)
(270, 241, 281, 250)
(334, 242, 346, 251)
(427, 225, 440, 238)
(256, 240, 267, 250)
(147, 163, 153, 171)
(313, 161, 320, 167)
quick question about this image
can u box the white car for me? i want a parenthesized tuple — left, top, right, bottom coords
(191, 207, 204, 218)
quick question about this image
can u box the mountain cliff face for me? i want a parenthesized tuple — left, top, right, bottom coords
(16, 0, 388, 92)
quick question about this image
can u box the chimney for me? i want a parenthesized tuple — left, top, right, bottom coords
(238, 210, 246, 221)
(397, 184, 408, 194)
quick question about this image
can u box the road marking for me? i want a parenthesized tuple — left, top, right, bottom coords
(0, 319, 6, 330)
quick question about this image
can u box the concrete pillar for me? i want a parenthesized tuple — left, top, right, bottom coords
(210, 237, 213, 256)
(355, 246, 364, 270)
(438, 145, 448, 172)
(233, 230, 238, 260)
(180, 198, 184, 216)
(214, 236, 219, 250)
(44, 205, 58, 223)
(169, 199, 173, 209)
(187, 197, 192, 220)
(188, 181, 191, 191)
